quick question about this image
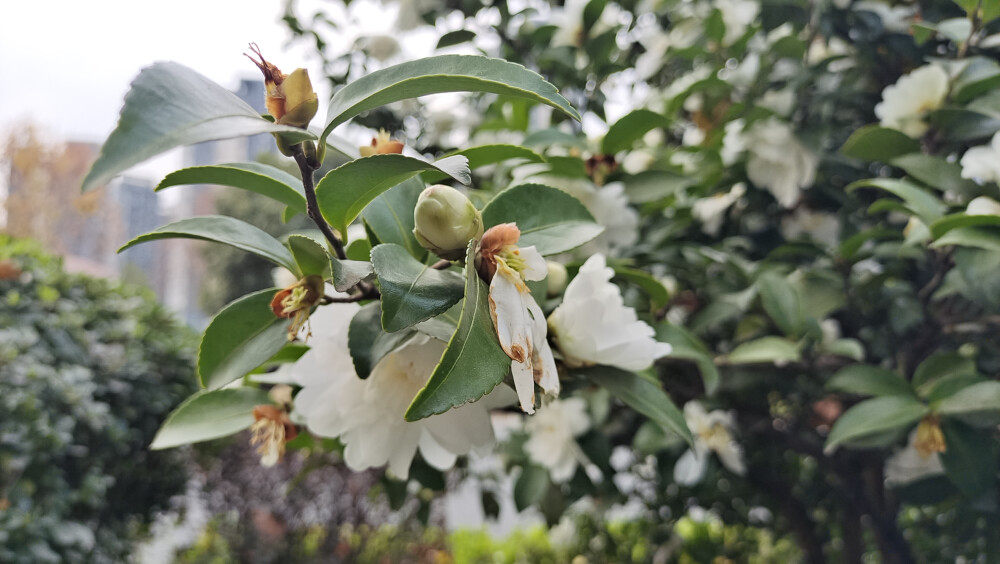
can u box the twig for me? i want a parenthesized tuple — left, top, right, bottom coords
(293, 149, 347, 260)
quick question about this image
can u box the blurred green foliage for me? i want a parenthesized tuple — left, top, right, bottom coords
(0, 235, 197, 563)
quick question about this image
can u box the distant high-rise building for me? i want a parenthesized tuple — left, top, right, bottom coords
(162, 78, 278, 328)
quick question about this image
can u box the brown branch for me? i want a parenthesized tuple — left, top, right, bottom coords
(293, 149, 347, 261)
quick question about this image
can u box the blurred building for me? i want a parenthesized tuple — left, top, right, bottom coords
(161, 78, 277, 328)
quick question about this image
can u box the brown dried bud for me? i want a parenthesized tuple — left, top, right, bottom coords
(476, 223, 521, 282)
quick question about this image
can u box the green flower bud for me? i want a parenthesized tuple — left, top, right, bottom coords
(413, 185, 484, 261)
(546, 261, 568, 297)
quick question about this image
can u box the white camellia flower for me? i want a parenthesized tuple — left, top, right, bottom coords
(548, 254, 672, 371)
(967, 195, 1000, 216)
(885, 428, 946, 486)
(781, 207, 841, 247)
(692, 183, 746, 236)
(716, 0, 760, 45)
(960, 132, 1000, 184)
(874, 64, 949, 138)
(479, 224, 559, 414)
(524, 397, 591, 482)
(745, 118, 818, 208)
(720, 119, 747, 166)
(270, 301, 501, 479)
(674, 401, 745, 486)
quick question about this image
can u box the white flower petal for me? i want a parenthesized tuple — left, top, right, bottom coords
(673, 448, 708, 486)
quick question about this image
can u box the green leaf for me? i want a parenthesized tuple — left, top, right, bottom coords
(726, 337, 801, 364)
(405, 242, 511, 421)
(287, 235, 331, 278)
(315, 154, 470, 239)
(936, 381, 1000, 416)
(890, 154, 979, 196)
(931, 108, 1000, 142)
(953, 57, 1000, 103)
(656, 324, 719, 394)
(331, 258, 375, 292)
(838, 227, 902, 259)
(422, 144, 546, 182)
(361, 177, 427, 260)
(847, 178, 946, 223)
(119, 215, 298, 273)
(482, 184, 604, 255)
(929, 214, 1000, 239)
(436, 29, 476, 49)
(514, 464, 550, 511)
(348, 302, 418, 379)
(827, 364, 913, 397)
(824, 396, 929, 453)
(83, 62, 314, 192)
(602, 109, 672, 155)
(611, 266, 670, 309)
(931, 227, 1000, 252)
(522, 128, 590, 150)
(156, 163, 307, 214)
(623, 170, 695, 204)
(198, 289, 291, 389)
(150, 387, 272, 450)
(756, 271, 803, 336)
(912, 351, 977, 390)
(839, 125, 921, 162)
(370, 243, 465, 332)
(322, 55, 580, 140)
(583, 365, 693, 447)
(939, 420, 999, 498)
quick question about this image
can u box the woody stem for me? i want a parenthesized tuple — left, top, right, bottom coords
(294, 150, 347, 261)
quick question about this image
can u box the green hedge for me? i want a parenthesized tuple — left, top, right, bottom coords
(0, 236, 196, 563)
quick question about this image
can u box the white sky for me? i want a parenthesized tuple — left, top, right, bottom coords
(0, 0, 375, 182)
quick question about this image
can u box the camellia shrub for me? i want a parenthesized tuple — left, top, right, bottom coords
(0, 236, 195, 563)
(81, 0, 1000, 560)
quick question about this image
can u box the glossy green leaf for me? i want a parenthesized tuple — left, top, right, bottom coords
(931, 227, 1000, 252)
(756, 271, 802, 336)
(839, 125, 921, 162)
(287, 235, 331, 278)
(930, 214, 1000, 239)
(726, 337, 801, 364)
(656, 324, 719, 394)
(583, 365, 693, 447)
(602, 109, 672, 154)
(931, 108, 1000, 142)
(423, 144, 546, 182)
(83, 62, 314, 192)
(940, 420, 998, 498)
(156, 163, 307, 213)
(198, 289, 291, 389)
(322, 55, 580, 140)
(405, 242, 511, 421)
(954, 57, 1000, 103)
(827, 364, 912, 397)
(414, 302, 463, 342)
(371, 243, 465, 332)
(482, 184, 604, 255)
(316, 154, 470, 238)
(150, 387, 272, 450)
(912, 352, 977, 390)
(119, 215, 298, 273)
(436, 29, 476, 49)
(623, 170, 695, 204)
(331, 258, 375, 292)
(824, 396, 929, 453)
(348, 302, 418, 379)
(514, 464, 550, 511)
(937, 381, 1000, 416)
(361, 177, 427, 260)
(610, 265, 670, 309)
(847, 178, 946, 223)
(890, 154, 979, 196)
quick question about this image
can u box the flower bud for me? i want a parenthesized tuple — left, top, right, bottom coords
(413, 185, 483, 260)
(245, 44, 318, 128)
(546, 261, 568, 297)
